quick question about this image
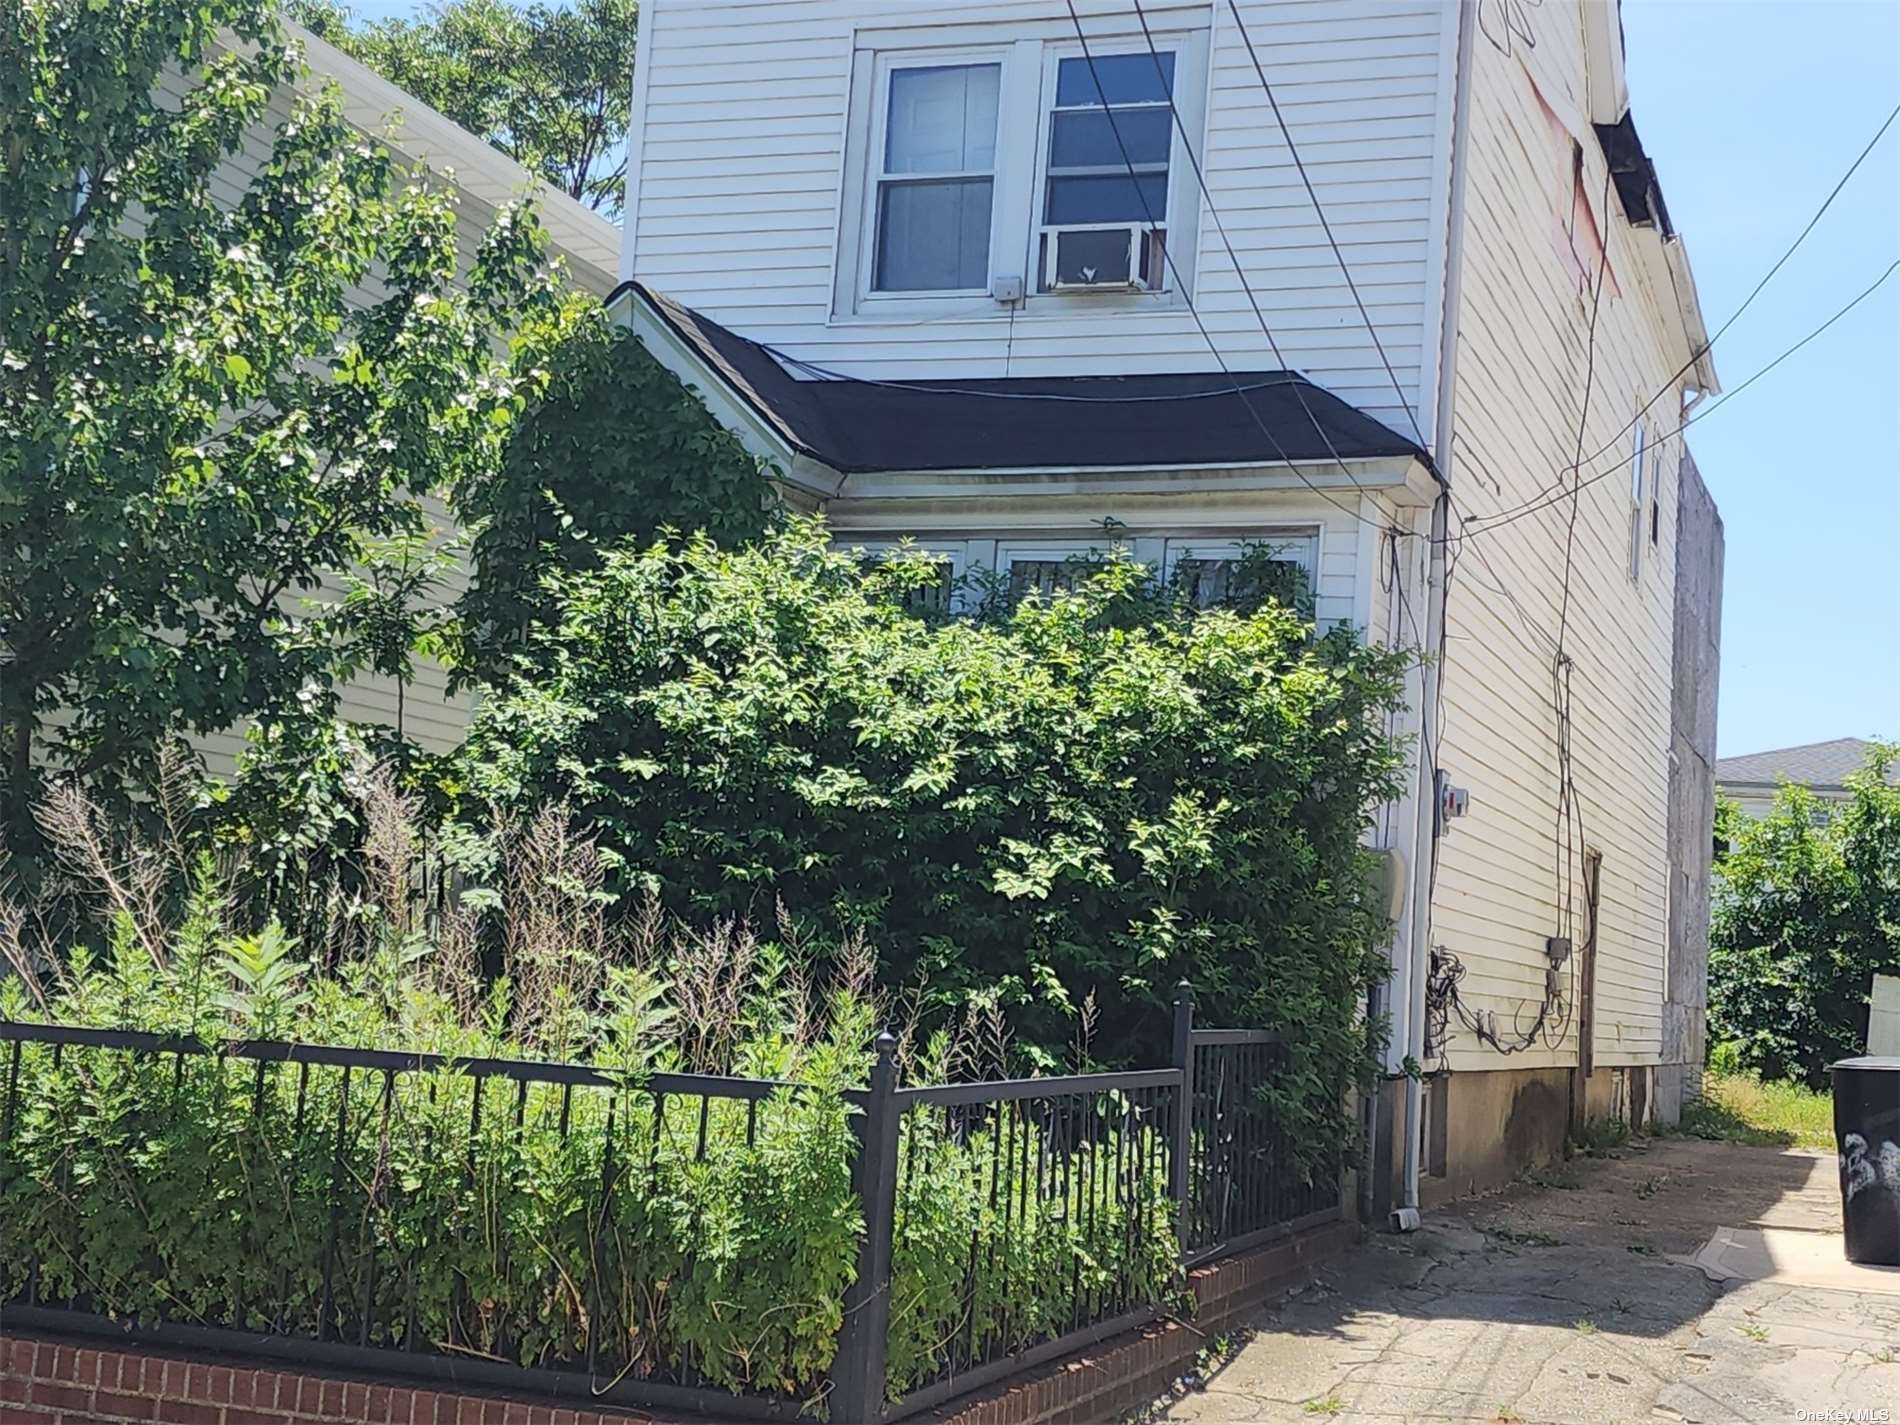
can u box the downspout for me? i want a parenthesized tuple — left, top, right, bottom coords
(1393, 0, 1476, 1232)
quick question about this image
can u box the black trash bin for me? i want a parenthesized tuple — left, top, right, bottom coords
(1832, 1056, 1900, 1265)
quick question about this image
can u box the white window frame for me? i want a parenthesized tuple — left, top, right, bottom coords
(1031, 43, 1179, 295)
(1648, 431, 1664, 550)
(994, 539, 1125, 599)
(841, 538, 969, 610)
(830, 23, 1207, 323)
(1160, 532, 1321, 604)
(1023, 32, 1206, 308)
(860, 53, 1006, 302)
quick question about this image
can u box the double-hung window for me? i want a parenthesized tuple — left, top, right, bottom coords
(1038, 51, 1175, 291)
(838, 24, 1205, 318)
(871, 62, 1001, 293)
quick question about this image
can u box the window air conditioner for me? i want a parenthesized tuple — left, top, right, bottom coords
(1043, 224, 1158, 292)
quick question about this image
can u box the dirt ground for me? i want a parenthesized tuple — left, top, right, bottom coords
(1163, 1137, 1900, 1424)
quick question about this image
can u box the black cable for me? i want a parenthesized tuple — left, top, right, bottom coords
(1122, 0, 1416, 514)
(1055, 0, 1404, 536)
(1221, 0, 1428, 449)
(1459, 256, 1900, 540)
(1474, 99, 1900, 529)
(759, 353, 1311, 405)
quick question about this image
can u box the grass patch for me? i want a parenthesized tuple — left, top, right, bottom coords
(1573, 1116, 1631, 1158)
(1303, 1394, 1346, 1416)
(1676, 1072, 1835, 1151)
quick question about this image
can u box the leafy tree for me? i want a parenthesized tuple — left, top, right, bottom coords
(450, 297, 773, 687)
(454, 520, 1410, 1153)
(1709, 744, 1900, 1085)
(291, 0, 637, 214)
(0, 0, 555, 846)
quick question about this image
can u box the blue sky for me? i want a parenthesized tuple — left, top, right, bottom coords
(341, 0, 1898, 757)
(1621, 0, 1899, 758)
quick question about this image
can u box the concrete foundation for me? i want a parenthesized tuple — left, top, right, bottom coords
(1373, 1062, 1670, 1215)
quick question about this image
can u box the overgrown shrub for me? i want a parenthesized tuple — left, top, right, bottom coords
(0, 791, 1176, 1409)
(1710, 743, 1900, 1086)
(455, 519, 1409, 1155)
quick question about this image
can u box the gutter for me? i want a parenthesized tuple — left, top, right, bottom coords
(1392, 0, 1476, 1234)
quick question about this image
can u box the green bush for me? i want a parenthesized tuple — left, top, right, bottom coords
(1709, 743, 1900, 1086)
(0, 827, 1175, 1410)
(454, 520, 1410, 1155)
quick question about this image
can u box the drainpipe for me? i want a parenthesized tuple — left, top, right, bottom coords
(1394, 0, 1476, 1232)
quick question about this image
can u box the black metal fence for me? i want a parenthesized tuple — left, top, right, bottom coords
(0, 992, 1342, 1423)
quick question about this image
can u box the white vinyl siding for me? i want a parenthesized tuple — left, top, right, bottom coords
(1430, 6, 1688, 1073)
(625, 0, 1451, 437)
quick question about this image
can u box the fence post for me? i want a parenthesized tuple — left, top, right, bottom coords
(1170, 983, 1194, 1261)
(833, 1030, 900, 1424)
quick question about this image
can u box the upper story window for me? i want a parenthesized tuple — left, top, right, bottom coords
(1039, 52, 1175, 292)
(835, 22, 1208, 321)
(873, 63, 1001, 293)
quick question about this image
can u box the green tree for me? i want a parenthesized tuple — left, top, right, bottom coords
(292, 0, 637, 214)
(454, 520, 1410, 1153)
(1709, 744, 1900, 1085)
(0, 0, 555, 843)
(450, 296, 773, 686)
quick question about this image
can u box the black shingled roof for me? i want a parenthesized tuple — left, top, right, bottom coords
(623, 282, 1425, 476)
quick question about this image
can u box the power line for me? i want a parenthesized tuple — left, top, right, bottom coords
(1055, 0, 1404, 535)
(1459, 256, 1900, 541)
(1479, 98, 1900, 528)
(758, 351, 1304, 404)
(1221, 0, 1428, 450)
(1121, 0, 1419, 512)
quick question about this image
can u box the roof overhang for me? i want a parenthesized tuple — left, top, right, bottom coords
(608, 282, 1432, 502)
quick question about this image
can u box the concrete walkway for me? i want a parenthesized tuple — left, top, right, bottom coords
(1166, 1138, 1900, 1424)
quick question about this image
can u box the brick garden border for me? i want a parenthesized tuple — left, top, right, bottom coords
(0, 1217, 1357, 1425)
(919, 1215, 1361, 1425)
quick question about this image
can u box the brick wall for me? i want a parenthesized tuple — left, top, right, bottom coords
(0, 1338, 656, 1425)
(1, 1217, 1357, 1425)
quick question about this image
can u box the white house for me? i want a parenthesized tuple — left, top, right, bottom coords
(611, 0, 1725, 1215)
(184, 22, 622, 773)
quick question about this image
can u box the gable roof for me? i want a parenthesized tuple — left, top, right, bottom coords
(1716, 738, 1895, 792)
(620, 282, 1426, 477)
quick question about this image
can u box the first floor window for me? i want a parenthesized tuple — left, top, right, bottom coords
(1166, 536, 1317, 616)
(873, 63, 1000, 293)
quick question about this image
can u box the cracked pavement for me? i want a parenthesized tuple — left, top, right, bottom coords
(1164, 1138, 1900, 1424)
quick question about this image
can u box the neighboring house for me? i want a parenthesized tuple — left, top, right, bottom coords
(611, 0, 1727, 1215)
(184, 23, 622, 774)
(1716, 737, 1896, 821)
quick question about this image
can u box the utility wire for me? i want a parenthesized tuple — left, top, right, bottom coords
(758, 352, 1308, 404)
(1222, 0, 1429, 449)
(1475, 98, 1900, 529)
(1055, 0, 1404, 535)
(1461, 256, 1900, 540)
(1122, 0, 1417, 518)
